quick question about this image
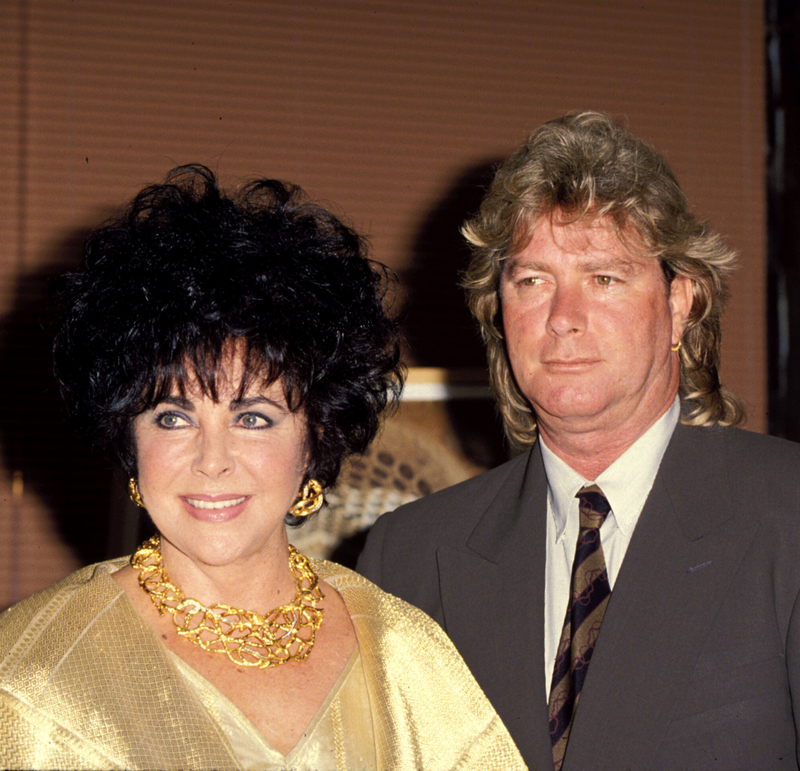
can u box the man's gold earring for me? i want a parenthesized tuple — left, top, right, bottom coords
(289, 479, 324, 518)
(128, 478, 145, 508)
(670, 340, 682, 353)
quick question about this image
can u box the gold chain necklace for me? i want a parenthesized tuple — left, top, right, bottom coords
(131, 534, 324, 668)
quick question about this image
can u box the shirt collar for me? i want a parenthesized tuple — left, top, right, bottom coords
(541, 397, 681, 539)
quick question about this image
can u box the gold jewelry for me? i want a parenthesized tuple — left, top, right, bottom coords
(670, 340, 682, 353)
(131, 534, 324, 668)
(288, 478, 324, 518)
(128, 478, 145, 508)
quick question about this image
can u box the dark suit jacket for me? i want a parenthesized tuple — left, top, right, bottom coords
(357, 423, 800, 770)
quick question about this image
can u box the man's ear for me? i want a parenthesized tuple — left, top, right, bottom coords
(669, 275, 694, 343)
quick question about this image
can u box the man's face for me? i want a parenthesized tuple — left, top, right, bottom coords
(500, 214, 692, 443)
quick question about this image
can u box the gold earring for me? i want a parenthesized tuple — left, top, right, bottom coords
(289, 479, 324, 518)
(128, 478, 145, 508)
(670, 340, 682, 353)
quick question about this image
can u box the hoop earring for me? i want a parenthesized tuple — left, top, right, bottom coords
(670, 340, 682, 353)
(289, 479, 324, 518)
(128, 478, 145, 508)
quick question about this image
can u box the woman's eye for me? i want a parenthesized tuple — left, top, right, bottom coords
(156, 412, 186, 428)
(239, 413, 271, 429)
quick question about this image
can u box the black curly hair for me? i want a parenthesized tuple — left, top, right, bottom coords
(53, 165, 403, 525)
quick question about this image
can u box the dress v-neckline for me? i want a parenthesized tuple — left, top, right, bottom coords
(168, 643, 361, 764)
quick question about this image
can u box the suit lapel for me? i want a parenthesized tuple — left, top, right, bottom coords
(564, 424, 759, 769)
(436, 447, 554, 769)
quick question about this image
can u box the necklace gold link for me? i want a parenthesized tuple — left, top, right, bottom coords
(131, 534, 324, 668)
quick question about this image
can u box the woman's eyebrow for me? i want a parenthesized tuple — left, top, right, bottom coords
(229, 395, 286, 411)
(158, 395, 194, 410)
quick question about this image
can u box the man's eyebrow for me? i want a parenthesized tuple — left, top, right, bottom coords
(503, 258, 548, 274)
(229, 395, 286, 411)
(578, 257, 638, 275)
(503, 256, 639, 275)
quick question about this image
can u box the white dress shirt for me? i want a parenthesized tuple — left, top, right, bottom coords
(540, 397, 681, 691)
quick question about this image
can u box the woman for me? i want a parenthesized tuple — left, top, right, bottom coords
(0, 166, 526, 770)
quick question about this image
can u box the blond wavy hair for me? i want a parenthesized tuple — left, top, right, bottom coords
(462, 111, 744, 449)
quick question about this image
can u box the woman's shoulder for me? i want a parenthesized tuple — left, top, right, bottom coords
(0, 558, 128, 659)
(0, 558, 242, 770)
(312, 558, 528, 769)
(312, 558, 466, 670)
(312, 558, 484, 702)
(313, 558, 439, 629)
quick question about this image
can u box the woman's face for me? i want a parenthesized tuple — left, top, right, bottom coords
(133, 360, 309, 571)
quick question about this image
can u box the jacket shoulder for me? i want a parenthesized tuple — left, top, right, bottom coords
(356, 449, 540, 607)
(374, 449, 534, 534)
(680, 423, 800, 479)
(720, 424, 800, 457)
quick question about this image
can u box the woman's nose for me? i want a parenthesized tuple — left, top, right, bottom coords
(191, 429, 234, 478)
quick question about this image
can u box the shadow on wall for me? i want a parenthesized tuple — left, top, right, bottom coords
(403, 159, 501, 369)
(0, 230, 139, 567)
(403, 159, 509, 471)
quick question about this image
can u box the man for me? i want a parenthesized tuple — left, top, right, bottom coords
(358, 112, 800, 770)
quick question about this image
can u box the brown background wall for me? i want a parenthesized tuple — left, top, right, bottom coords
(0, 0, 766, 606)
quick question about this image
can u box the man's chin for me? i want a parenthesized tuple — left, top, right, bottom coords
(530, 391, 613, 425)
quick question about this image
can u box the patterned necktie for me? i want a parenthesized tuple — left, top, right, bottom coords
(547, 484, 612, 770)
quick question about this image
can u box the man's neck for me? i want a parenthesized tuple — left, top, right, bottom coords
(537, 397, 678, 480)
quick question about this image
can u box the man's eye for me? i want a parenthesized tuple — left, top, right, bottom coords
(521, 276, 542, 286)
(596, 275, 614, 285)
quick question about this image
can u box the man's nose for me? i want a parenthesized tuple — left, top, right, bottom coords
(546, 283, 586, 336)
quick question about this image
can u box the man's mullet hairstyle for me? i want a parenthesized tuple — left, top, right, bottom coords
(461, 111, 743, 449)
